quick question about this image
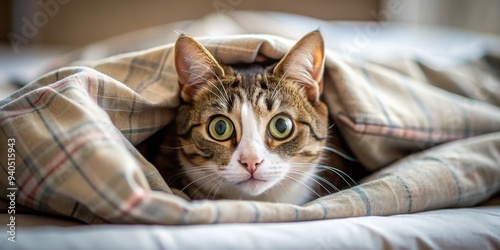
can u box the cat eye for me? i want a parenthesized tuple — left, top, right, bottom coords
(268, 115, 293, 140)
(208, 116, 234, 141)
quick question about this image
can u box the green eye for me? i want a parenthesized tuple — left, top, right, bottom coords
(269, 115, 293, 140)
(208, 116, 234, 141)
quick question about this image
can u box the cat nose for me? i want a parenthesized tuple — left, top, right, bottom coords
(238, 157, 264, 175)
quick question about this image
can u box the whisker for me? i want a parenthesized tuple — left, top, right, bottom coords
(167, 169, 209, 185)
(274, 181, 287, 200)
(271, 56, 299, 100)
(198, 85, 226, 103)
(179, 172, 219, 193)
(322, 146, 358, 162)
(167, 167, 213, 180)
(275, 178, 292, 201)
(207, 179, 224, 199)
(198, 85, 232, 107)
(289, 163, 357, 187)
(181, 69, 229, 104)
(182, 59, 230, 102)
(283, 175, 321, 199)
(190, 60, 230, 102)
(212, 179, 225, 199)
(289, 169, 340, 193)
(171, 166, 217, 187)
(287, 170, 333, 194)
(272, 86, 284, 100)
(181, 72, 221, 100)
(315, 165, 357, 187)
(190, 175, 221, 198)
(173, 29, 185, 36)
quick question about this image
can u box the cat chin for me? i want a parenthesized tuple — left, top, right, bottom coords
(235, 178, 278, 197)
(231, 175, 315, 204)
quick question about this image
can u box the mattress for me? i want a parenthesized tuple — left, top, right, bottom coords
(2, 206, 499, 250)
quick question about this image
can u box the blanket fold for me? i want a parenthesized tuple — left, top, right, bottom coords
(1, 24, 499, 224)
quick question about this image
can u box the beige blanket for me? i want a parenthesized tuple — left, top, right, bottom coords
(1, 14, 500, 225)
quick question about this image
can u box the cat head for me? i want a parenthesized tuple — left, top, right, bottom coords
(174, 31, 328, 204)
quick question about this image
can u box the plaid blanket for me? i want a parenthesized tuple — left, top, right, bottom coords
(1, 24, 500, 224)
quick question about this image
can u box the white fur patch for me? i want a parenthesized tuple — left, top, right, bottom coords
(221, 102, 282, 196)
(238, 101, 265, 159)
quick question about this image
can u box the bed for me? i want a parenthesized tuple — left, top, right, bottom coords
(1, 11, 500, 249)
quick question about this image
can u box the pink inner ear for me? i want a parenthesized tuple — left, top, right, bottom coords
(175, 38, 205, 86)
(310, 45, 325, 95)
(174, 36, 225, 101)
(273, 31, 325, 101)
(174, 44, 200, 101)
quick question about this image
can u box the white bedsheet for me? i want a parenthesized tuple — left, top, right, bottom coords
(3, 206, 499, 250)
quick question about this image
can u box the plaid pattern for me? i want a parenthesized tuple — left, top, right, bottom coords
(1, 30, 500, 224)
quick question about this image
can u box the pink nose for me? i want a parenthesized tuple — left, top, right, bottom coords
(238, 157, 264, 175)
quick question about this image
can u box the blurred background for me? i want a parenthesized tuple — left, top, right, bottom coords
(2, 0, 499, 47)
(1, 0, 379, 46)
(1, 0, 500, 97)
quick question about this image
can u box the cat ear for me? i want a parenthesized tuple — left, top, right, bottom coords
(273, 31, 325, 101)
(174, 35, 225, 102)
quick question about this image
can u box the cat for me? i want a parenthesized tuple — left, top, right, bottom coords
(137, 31, 366, 205)
(171, 30, 348, 205)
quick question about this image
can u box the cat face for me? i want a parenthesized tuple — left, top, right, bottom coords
(174, 31, 328, 204)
